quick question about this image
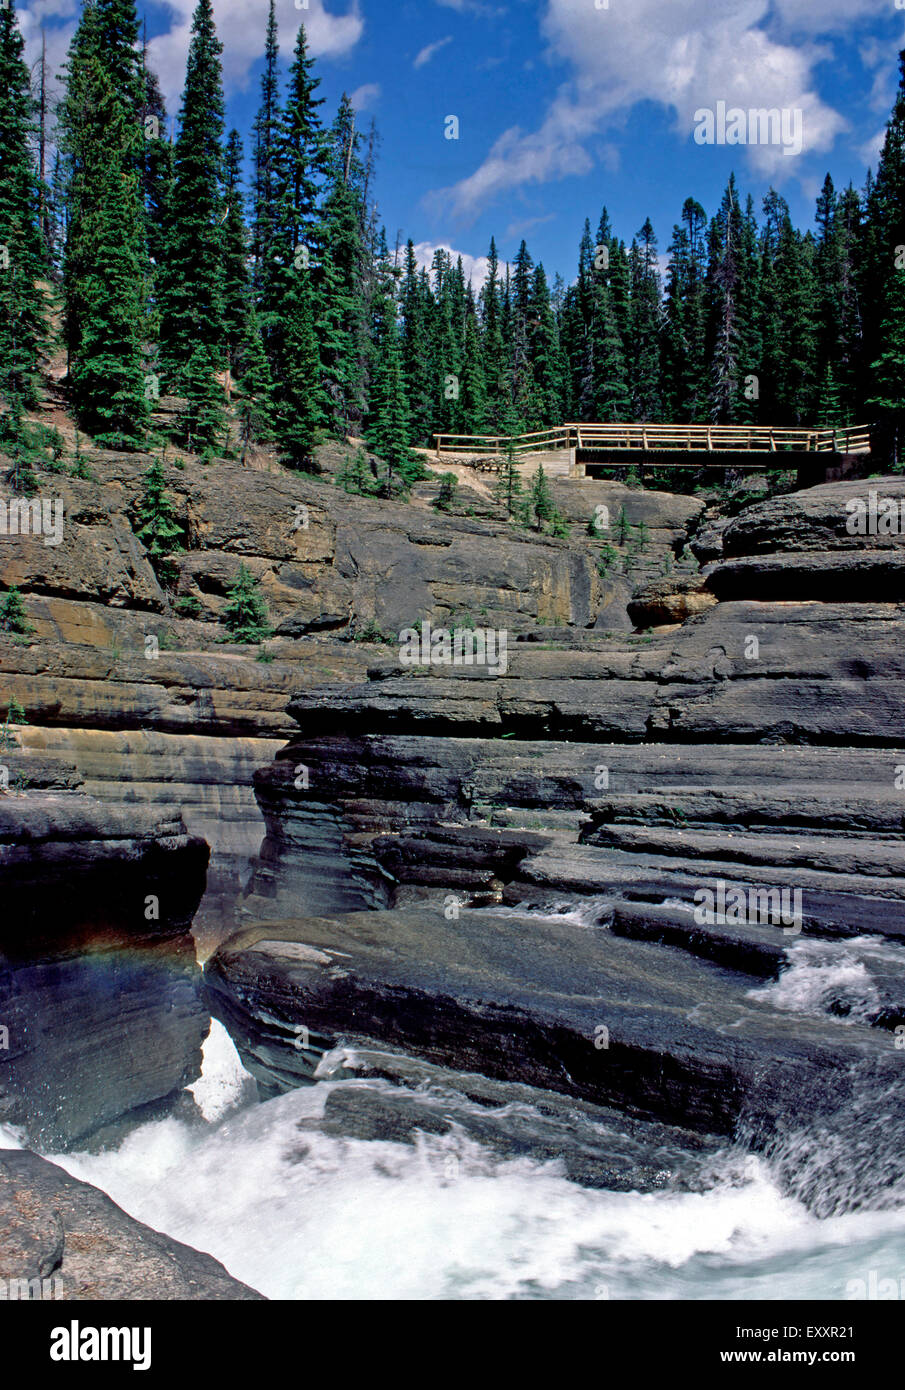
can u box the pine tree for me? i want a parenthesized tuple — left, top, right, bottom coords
(628, 219, 663, 421)
(260, 20, 328, 466)
(222, 130, 251, 375)
(433, 472, 458, 512)
(0, 0, 47, 440)
(459, 289, 489, 434)
(480, 237, 508, 430)
(134, 458, 183, 583)
(222, 562, 273, 642)
(0, 585, 34, 635)
(318, 95, 368, 436)
(235, 304, 275, 462)
(865, 51, 905, 461)
(400, 241, 436, 444)
(528, 263, 567, 425)
(157, 0, 227, 448)
(336, 445, 375, 494)
(366, 313, 424, 497)
(663, 198, 708, 420)
(251, 0, 281, 291)
(58, 0, 148, 447)
(140, 46, 172, 276)
(530, 463, 555, 530)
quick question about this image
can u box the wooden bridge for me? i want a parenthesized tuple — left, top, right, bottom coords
(433, 423, 872, 481)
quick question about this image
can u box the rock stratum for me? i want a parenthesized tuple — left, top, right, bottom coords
(207, 477, 905, 1216)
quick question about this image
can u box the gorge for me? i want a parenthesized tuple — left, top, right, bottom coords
(2, 444, 904, 1300)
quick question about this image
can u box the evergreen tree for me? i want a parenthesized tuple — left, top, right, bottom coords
(235, 304, 275, 462)
(0, 0, 47, 436)
(59, 0, 148, 446)
(365, 312, 425, 497)
(480, 237, 508, 430)
(222, 562, 273, 643)
(865, 51, 905, 461)
(134, 457, 183, 582)
(528, 263, 567, 425)
(530, 463, 555, 530)
(157, 0, 227, 447)
(222, 130, 250, 374)
(0, 585, 34, 636)
(140, 47, 172, 276)
(336, 445, 375, 494)
(400, 241, 436, 444)
(260, 24, 328, 466)
(433, 472, 458, 512)
(628, 219, 663, 420)
(459, 288, 489, 434)
(663, 198, 708, 420)
(251, 0, 281, 290)
(318, 95, 368, 435)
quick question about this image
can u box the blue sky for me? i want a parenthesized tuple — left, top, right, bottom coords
(18, 0, 905, 284)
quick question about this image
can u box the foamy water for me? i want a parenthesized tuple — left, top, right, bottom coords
(36, 1022, 905, 1302)
(751, 936, 905, 1023)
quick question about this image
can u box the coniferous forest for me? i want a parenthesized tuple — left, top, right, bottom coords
(3, 0, 905, 486)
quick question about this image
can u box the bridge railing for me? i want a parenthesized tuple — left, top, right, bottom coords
(433, 423, 872, 460)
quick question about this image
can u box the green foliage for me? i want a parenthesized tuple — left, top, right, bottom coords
(0, 1, 48, 425)
(175, 595, 202, 617)
(530, 463, 555, 529)
(352, 618, 395, 645)
(336, 446, 376, 495)
(222, 562, 273, 643)
(157, 0, 227, 387)
(59, 0, 149, 448)
(597, 542, 620, 574)
(134, 459, 183, 584)
(0, 586, 34, 636)
(1, 697, 27, 747)
(433, 472, 458, 512)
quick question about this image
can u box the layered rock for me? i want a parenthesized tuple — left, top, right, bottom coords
(207, 477, 905, 1209)
(0, 764, 209, 1148)
(0, 1149, 263, 1299)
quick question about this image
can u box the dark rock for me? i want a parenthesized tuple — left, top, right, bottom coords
(0, 791, 210, 1148)
(0, 1149, 264, 1299)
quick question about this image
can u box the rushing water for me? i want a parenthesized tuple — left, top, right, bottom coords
(0, 1001, 894, 1302)
(3, 925, 905, 1301)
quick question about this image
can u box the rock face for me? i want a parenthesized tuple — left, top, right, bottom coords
(206, 477, 905, 1212)
(0, 456, 703, 960)
(0, 762, 209, 1149)
(0, 1149, 263, 1299)
(205, 911, 899, 1142)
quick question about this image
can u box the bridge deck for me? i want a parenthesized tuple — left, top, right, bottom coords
(434, 422, 872, 465)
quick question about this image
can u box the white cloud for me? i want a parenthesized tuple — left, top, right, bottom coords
(431, 0, 854, 221)
(412, 240, 511, 290)
(415, 35, 453, 69)
(350, 82, 381, 110)
(147, 0, 364, 107)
